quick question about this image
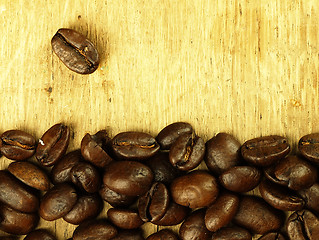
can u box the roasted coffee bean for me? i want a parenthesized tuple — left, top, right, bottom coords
(298, 182, 319, 213)
(107, 208, 144, 229)
(151, 202, 189, 226)
(258, 232, 286, 240)
(205, 132, 241, 175)
(146, 229, 179, 240)
(8, 161, 50, 191)
(112, 229, 145, 240)
(24, 229, 56, 240)
(51, 28, 99, 74)
(103, 161, 153, 196)
(0, 130, 36, 160)
(138, 182, 169, 222)
(180, 209, 211, 240)
(286, 210, 319, 240)
(51, 150, 82, 184)
(219, 166, 261, 193)
(233, 195, 283, 234)
(71, 161, 101, 193)
(112, 132, 160, 160)
(0, 204, 39, 235)
(81, 130, 113, 168)
(36, 123, 70, 167)
(298, 133, 319, 164)
(169, 132, 205, 171)
(63, 194, 103, 225)
(39, 183, 77, 221)
(73, 219, 117, 240)
(171, 170, 219, 208)
(0, 170, 39, 213)
(259, 180, 304, 211)
(241, 135, 290, 167)
(156, 122, 193, 150)
(205, 191, 239, 232)
(211, 226, 252, 240)
(99, 184, 136, 207)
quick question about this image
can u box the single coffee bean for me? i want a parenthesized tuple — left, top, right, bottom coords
(180, 209, 211, 240)
(103, 161, 153, 196)
(205, 132, 241, 175)
(36, 123, 70, 167)
(51, 28, 99, 74)
(51, 150, 82, 184)
(298, 133, 319, 164)
(151, 202, 189, 226)
(39, 183, 77, 221)
(298, 182, 319, 213)
(146, 229, 179, 240)
(24, 229, 56, 240)
(156, 122, 193, 150)
(258, 232, 286, 240)
(81, 130, 113, 168)
(219, 165, 261, 193)
(205, 191, 239, 232)
(107, 208, 144, 229)
(112, 132, 160, 160)
(73, 219, 117, 240)
(286, 210, 319, 240)
(99, 184, 136, 207)
(0, 130, 36, 161)
(63, 194, 103, 225)
(241, 135, 290, 167)
(8, 161, 50, 191)
(211, 226, 252, 240)
(169, 132, 205, 171)
(0, 204, 39, 235)
(0, 170, 39, 213)
(233, 195, 283, 234)
(138, 182, 169, 222)
(171, 170, 219, 208)
(112, 229, 145, 240)
(71, 161, 101, 193)
(259, 180, 304, 211)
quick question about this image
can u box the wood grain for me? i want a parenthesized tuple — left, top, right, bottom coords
(1, 0, 319, 239)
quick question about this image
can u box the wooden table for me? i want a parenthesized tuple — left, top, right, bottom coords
(1, 0, 319, 239)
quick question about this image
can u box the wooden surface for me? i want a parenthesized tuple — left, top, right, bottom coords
(1, 0, 319, 239)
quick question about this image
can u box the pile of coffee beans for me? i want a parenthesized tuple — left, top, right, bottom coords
(0, 122, 319, 239)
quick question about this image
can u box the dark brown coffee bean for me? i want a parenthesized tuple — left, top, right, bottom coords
(298, 133, 319, 164)
(233, 195, 283, 234)
(259, 180, 304, 211)
(99, 184, 136, 207)
(112, 132, 160, 160)
(73, 219, 117, 240)
(103, 161, 153, 196)
(0, 130, 36, 160)
(0, 170, 39, 213)
(211, 226, 252, 240)
(156, 122, 193, 150)
(138, 182, 169, 222)
(258, 232, 286, 240)
(205, 192, 239, 232)
(241, 135, 290, 167)
(51, 28, 99, 74)
(63, 194, 103, 225)
(219, 166, 261, 192)
(180, 209, 211, 240)
(286, 210, 319, 240)
(24, 229, 56, 240)
(39, 183, 77, 221)
(51, 150, 82, 184)
(8, 161, 50, 191)
(171, 170, 219, 208)
(298, 182, 319, 213)
(107, 208, 144, 229)
(0, 204, 39, 235)
(71, 161, 101, 193)
(36, 123, 70, 167)
(112, 229, 145, 240)
(169, 133, 205, 171)
(151, 202, 189, 226)
(146, 229, 179, 240)
(205, 132, 241, 175)
(81, 130, 113, 168)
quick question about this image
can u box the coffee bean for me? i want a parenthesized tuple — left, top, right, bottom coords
(298, 133, 319, 164)
(241, 135, 290, 167)
(205, 132, 241, 175)
(51, 28, 99, 74)
(151, 202, 189, 226)
(112, 132, 160, 160)
(146, 229, 179, 240)
(99, 184, 136, 207)
(0, 130, 36, 161)
(258, 232, 286, 240)
(112, 229, 145, 240)
(156, 122, 193, 150)
(169, 132, 205, 171)
(298, 182, 319, 213)
(107, 208, 144, 229)
(36, 123, 70, 167)
(73, 219, 117, 240)
(24, 229, 56, 240)
(211, 226, 252, 240)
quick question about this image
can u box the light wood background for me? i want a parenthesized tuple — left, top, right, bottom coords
(1, 0, 319, 239)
